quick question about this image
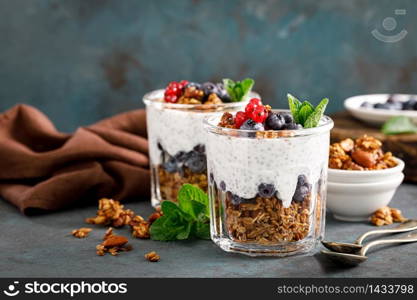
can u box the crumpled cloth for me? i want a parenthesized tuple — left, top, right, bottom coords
(0, 104, 150, 214)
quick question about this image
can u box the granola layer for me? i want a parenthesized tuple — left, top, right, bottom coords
(224, 194, 313, 244)
(157, 165, 208, 202)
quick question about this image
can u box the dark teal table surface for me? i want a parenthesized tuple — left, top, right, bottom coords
(1, 184, 416, 278)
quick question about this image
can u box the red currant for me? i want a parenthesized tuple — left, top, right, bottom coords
(164, 80, 189, 103)
(249, 98, 262, 106)
(234, 111, 248, 128)
(244, 98, 263, 116)
(249, 105, 267, 123)
(165, 95, 178, 103)
(179, 80, 189, 89)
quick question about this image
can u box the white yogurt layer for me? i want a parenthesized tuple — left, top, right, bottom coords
(146, 104, 216, 164)
(145, 95, 249, 165)
(206, 131, 330, 208)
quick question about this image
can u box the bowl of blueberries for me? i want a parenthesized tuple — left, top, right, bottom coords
(344, 94, 417, 126)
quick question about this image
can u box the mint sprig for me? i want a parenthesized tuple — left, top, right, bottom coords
(287, 93, 329, 128)
(150, 184, 210, 241)
(223, 78, 254, 102)
(382, 116, 417, 135)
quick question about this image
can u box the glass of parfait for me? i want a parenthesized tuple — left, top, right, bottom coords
(204, 97, 333, 256)
(144, 79, 258, 208)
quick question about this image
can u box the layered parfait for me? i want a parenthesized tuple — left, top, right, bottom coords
(204, 95, 333, 256)
(144, 78, 257, 207)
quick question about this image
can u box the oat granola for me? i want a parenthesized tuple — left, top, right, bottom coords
(157, 165, 207, 203)
(85, 198, 134, 227)
(329, 135, 397, 170)
(370, 206, 407, 226)
(71, 227, 92, 238)
(224, 194, 312, 244)
(144, 251, 160, 262)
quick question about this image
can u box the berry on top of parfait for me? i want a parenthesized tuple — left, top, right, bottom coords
(163, 78, 254, 105)
(217, 94, 329, 132)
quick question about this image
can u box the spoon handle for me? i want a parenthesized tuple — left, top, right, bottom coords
(361, 231, 417, 256)
(355, 219, 417, 244)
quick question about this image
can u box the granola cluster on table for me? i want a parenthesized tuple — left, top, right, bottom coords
(72, 198, 162, 260)
(370, 206, 407, 226)
(329, 135, 397, 170)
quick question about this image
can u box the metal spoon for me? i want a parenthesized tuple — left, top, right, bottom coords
(321, 231, 417, 266)
(322, 219, 417, 254)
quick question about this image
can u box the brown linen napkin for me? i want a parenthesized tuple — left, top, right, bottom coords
(0, 104, 150, 214)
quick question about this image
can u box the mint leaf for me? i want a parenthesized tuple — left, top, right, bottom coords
(178, 184, 209, 218)
(382, 116, 417, 135)
(240, 78, 254, 101)
(150, 201, 193, 241)
(223, 78, 254, 102)
(150, 185, 211, 241)
(304, 98, 329, 128)
(287, 93, 302, 123)
(193, 215, 211, 240)
(297, 101, 314, 125)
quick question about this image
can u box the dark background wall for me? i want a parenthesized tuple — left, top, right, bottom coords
(0, 0, 416, 132)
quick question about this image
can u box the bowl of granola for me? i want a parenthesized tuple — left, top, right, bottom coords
(204, 94, 333, 256)
(327, 135, 405, 221)
(144, 78, 258, 208)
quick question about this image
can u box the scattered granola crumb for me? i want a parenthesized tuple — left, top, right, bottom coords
(130, 219, 151, 239)
(370, 206, 407, 226)
(85, 198, 134, 228)
(145, 251, 160, 262)
(96, 230, 132, 256)
(390, 207, 407, 223)
(103, 227, 114, 240)
(71, 227, 92, 238)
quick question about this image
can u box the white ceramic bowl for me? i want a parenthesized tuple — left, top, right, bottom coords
(344, 94, 417, 126)
(328, 158, 405, 184)
(327, 173, 404, 222)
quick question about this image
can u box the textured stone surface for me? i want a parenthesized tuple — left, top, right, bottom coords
(1, 184, 416, 278)
(1, 0, 417, 132)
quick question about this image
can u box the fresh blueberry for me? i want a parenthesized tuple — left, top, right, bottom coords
(292, 185, 310, 202)
(202, 82, 219, 96)
(283, 114, 293, 124)
(216, 83, 231, 102)
(193, 144, 205, 153)
(292, 174, 311, 202)
(266, 113, 285, 130)
(231, 194, 242, 205)
(162, 157, 178, 173)
(220, 181, 226, 191)
(402, 99, 417, 110)
(360, 101, 373, 108)
(184, 151, 206, 173)
(174, 151, 187, 162)
(186, 82, 202, 90)
(284, 123, 303, 130)
(240, 119, 265, 131)
(374, 103, 391, 109)
(386, 101, 403, 110)
(258, 183, 276, 198)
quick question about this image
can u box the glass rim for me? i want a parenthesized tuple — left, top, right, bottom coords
(143, 89, 259, 110)
(203, 109, 334, 138)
